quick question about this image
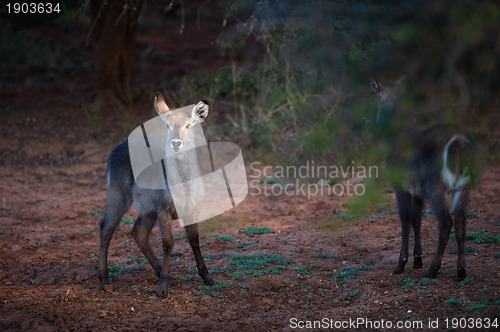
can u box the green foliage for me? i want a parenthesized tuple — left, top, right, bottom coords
(418, 278, 439, 286)
(466, 231, 500, 243)
(458, 276, 473, 287)
(333, 265, 371, 285)
(121, 217, 134, 225)
(89, 209, 104, 217)
(0, 229, 5, 235)
(314, 253, 341, 260)
(293, 267, 311, 275)
(223, 253, 294, 278)
(239, 227, 273, 235)
(196, 282, 232, 298)
(203, 233, 237, 242)
(468, 301, 490, 311)
(445, 298, 462, 306)
(397, 277, 416, 289)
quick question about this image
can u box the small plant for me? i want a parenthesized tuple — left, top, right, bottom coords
(468, 300, 490, 311)
(52, 234, 61, 240)
(465, 210, 480, 219)
(466, 230, 499, 244)
(82, 230, 90, 235)
(417, 289, 429, 294)
(494, 253, 500, 259)
(305, 293, 312, 317)
(293, 267, 311, 275)
(204, 233, 237, 241)
(458, 276, 473, 287)
(89, 209, 104, 217)
(349, 289, 361, 297)
(333, 265, 371, 285)
(0, 229, 6, 235)
(314, 253, 342, 260)
(223, 253, 294, 278)
(230, 271, 245, 281)
(173, 234, 188, 240)
(196, 282, 232, 298)
(121, 217, 134, 225)
(239, 227, 273, 235)
(397, 277, 415, 289)
(440, 269, 455, 275)
(444, 298, 462, 305)
(36, 241, 42, 246)
(418, 278, 439, 286)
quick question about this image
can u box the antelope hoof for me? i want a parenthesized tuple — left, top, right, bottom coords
(393, 258, 407, 274)
(425, 267, 438, 279)
(157, 283, 169, 298)
(413, 256, 423, 269)
(456, 269, 467, 281)
(203, 274, 215, 286)
(99, 274, 111, 286)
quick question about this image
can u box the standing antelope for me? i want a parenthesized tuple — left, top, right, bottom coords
(370, 78, 477, 280)
(98, 92, 215, 297)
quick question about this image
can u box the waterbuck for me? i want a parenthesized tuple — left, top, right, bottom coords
(369, 77, 477, 280)
(98, 92, 215, 297)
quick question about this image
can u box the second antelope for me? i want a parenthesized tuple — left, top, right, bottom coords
(370, 77, 477, 280)
(98, 93, 215, 297)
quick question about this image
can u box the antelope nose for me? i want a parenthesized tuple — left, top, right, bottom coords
(171, 139, 183, 149)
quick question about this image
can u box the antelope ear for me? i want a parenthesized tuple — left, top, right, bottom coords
(154, 92, 170, 117)
(369, 77, 382, 98)
(192, 100, 209, 123)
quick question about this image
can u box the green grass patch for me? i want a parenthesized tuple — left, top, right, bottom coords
(107, 262, 149, 279)
(397, 277, 416, 289)
(121, 217, 134, 225)
(349, 289, 361, 297)
(239, 227, 273, 235)
(203, 233, 237, 241)
(417, 289, 429, 294)
(333, 265, 371, 285)
(223, 253, 294, 278)
(440, 268, 455, 275)
(465, 210, 480, 219)
(173, 234, 188, 240)
(196, 282, 232, 298)
(89, 209, 104, 217)
(458, 276, 473, 287)
(468, 300, 490, 311)
(494, 253, 500, 259)
(338, 212, 363, 221)
(465, 230, 500, 243)
(0, 229, 5, 235)
(230, 271, 245, 281)
(418, 278, 439, 286)
(444, 298, 462, 305)
(314, 253, 342, 260)
(293, 267, 311, 275)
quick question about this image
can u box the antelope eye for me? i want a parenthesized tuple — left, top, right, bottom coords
(185, 123, 190, 129)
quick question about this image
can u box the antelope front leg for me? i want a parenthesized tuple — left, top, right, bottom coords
(394, 191, 412, 274)
(411, 197, 424, 269)
(157, 213, 174, 298)
(186, 224, 215, 285)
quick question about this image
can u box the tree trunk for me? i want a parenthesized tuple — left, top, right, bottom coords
(89, 0, 143, 105)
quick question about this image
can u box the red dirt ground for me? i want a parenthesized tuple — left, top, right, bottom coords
(0, 88, 499, 331)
